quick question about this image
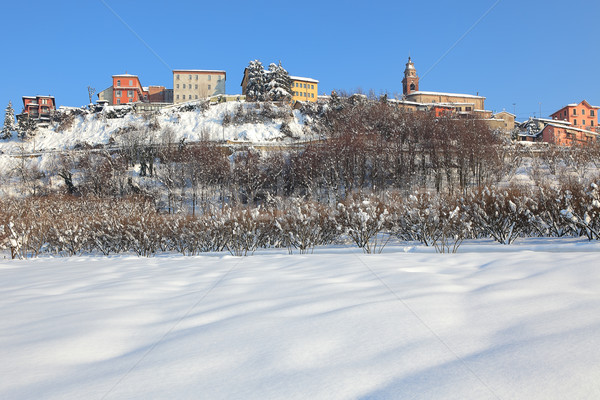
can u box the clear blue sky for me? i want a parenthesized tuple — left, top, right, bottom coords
(1, 0, 598, 121)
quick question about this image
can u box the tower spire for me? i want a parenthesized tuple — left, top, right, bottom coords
(402, 56, 419, 96)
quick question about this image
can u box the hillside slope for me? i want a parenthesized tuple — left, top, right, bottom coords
(0, 101, 315, 156)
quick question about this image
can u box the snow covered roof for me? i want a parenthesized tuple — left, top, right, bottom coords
(546, 123, 600, 136)
(494, 111, 516, 117)
(290, 76, 319, 84)
(173, 69, 226, 73)
(113, 74, 138, 78)
(142, 87, 149, 91)
(535, 117, 571, 125)
(408, 91, 485, 99)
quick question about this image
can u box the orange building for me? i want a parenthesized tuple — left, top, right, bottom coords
(519, 117, 599, 146)
(540, 123, 598, 146)
(98, 74, 173, 106)
(112, 74, 146, 105)
(550, 100, 599, 130)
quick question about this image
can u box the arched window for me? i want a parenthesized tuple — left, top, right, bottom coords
(410, 83, 416, 91)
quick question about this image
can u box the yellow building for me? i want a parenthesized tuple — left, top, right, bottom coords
(290, 76, 319, 103)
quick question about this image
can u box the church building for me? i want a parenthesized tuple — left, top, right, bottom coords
(399, 57, 491, 119)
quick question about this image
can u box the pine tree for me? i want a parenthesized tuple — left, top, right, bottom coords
(17, 114, 37, 139)
(265, 61, 292, 102)
(245, 60, 266, 102)
(1, 101, 16, 140)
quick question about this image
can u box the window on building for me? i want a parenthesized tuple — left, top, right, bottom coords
(183, 84, 186, 89)
(591, 110, 595, 116)
(311, 93, 314, 98)
(195, 84, 198, 89)
(176, 84, 179, 89)
(189, 75, 192, 80)
(129, 80, 133, 86)
(116, 90, 121, 97)
(573, 109, 577, 115)
(195, 95, 198, 99)
(574, 119, 577, 125)
(311, 85, 314, 89)
(176, 75, 180, 80)
(117, 80, 121, 87)
(117, 99, 121, 104)
(592, 121, 595, 126)
(176, 95, 179, 100)
(128, 90, 133, 98)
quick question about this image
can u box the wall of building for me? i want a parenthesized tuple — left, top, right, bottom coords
(291, 79, 318, 102)
(98, 87, 113, 104)
(407, 92, 485, 110)
(551, 102, 598, 130)
(173, 71, 226, 103)
(112, 75, 143, 104)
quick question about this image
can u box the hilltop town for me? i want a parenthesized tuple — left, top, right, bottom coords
(3, 57, 599, 149)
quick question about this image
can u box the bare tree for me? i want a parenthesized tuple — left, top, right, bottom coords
(87, 86, 96, 104)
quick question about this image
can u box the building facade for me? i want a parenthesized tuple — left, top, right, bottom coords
(19, 95, 56, 125)
(519, 117, 599, 146)
(173, 70, 226, 103)
(241, 67, 319, 103)
(147, 86, 173, 103)
(98, 74, 173, 106)
(549, 100, 599, 130)
(401, 57, 491, 118)
(290, 76, 319, 102)
(112, 74, 146, 105)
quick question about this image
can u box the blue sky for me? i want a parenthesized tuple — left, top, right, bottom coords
(1, 0, 598, 121)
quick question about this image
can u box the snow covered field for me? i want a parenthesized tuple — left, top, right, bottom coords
(1, 239, 599, 399)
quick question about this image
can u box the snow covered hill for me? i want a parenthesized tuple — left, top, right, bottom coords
(0, 101, 314, 156)
(1, 241, 600, 399)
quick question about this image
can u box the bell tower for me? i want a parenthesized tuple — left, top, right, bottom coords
(402, 56, 419, 96)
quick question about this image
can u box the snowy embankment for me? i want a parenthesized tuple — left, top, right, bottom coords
(1, 240, 599, 399)
(0, 101, 311, 157)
